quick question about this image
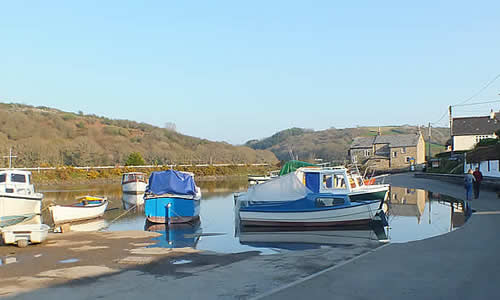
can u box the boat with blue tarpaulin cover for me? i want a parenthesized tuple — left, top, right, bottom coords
(144, 170, 201, 224)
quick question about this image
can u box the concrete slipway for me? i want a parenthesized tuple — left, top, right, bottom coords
(5, 173, 500, 300)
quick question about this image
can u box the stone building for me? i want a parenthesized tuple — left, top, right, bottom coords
(348, 132, 425, 170)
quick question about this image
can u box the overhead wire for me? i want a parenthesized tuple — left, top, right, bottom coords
(452, 99, 500, 107)
(456, 73, 500, 105)
(430, 74, 500, 125)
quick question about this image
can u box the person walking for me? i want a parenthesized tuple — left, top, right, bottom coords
(464, 169, 475, 213)
(473, 167, 483, 199)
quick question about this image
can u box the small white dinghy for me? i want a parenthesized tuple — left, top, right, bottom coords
(1, 224, 50, 247)
(49, 196, 108, 225)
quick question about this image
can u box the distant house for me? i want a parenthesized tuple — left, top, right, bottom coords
(464, 144, 500, 178)
(349, 132, 425, 170)
(452, 110, 500, 151)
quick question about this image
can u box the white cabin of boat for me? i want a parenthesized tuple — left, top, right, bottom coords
(121, 172, 147, 185)
(295, 167, 363, 194)
(122, 172, 148, 194)
(0, 170, 38, 196)
(0, 169, 43, 219)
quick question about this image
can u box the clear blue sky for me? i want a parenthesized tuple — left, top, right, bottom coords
(1, 1, 499, 144)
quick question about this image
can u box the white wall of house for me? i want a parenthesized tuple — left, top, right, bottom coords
(453, 134, 496, 151)
(464, 160, 500, 178)
(417, 135, 425, 164)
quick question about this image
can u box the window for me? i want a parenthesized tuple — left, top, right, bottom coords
(393, 151, 398, 158)
(364, 150, 371, 157)
(0, 174, 5, 183)
(316, 197, 345, 207)
(11, 174, 26, 183)
(405, 157, 411, 163)
(406, 188, 415, 194)
(322, 174, 333, 189)
(401, 147, 406, 154)
(334, 175, 346, 189)
(476, 135, 494, 142)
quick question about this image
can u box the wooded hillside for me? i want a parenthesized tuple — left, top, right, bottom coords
(0, 103, 278, 167)
(245, 125, 450, 162)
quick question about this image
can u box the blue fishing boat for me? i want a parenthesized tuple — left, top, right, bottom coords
(237, 167, 389, 227)
(144, 170, 201, 224)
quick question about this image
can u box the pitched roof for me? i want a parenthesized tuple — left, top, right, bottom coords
(452, 113, 500, 136)
(374, 134, 421, 147)
(350, 136, 375, 149)
(349, 134, 421, 149)
(466, 144, 500, 162)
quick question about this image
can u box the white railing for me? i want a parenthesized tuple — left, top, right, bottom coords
(0, 163, 270, 172)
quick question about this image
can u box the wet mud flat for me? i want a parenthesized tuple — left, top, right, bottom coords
(0, 230, 200, 297)
(0, 229, 384, 299)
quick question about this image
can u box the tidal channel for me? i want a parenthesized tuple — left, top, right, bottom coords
(39, 180, 469, 255)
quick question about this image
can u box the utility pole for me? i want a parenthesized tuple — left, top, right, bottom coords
(449, 105, 453, 154)
(428, 122, 432, 160)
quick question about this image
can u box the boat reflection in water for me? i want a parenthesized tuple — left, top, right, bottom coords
(237, 224, 388, 251)
(122, 193, 145, 209)
(145, 220, 202, 249)
(67, 218, 109, 232)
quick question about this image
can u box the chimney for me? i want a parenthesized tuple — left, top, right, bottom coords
(377, 127, 381, 136)
(490, 109, 496, 120)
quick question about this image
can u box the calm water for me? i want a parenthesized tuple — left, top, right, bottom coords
(38, 180, 468, 254)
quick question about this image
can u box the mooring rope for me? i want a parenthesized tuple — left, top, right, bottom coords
(104, 203, 138, 228)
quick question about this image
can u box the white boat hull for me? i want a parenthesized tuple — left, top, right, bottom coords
(0, 193, 42, 217)
(49, 200, 108, 225)
(122, 181, 147, 194)
(240, 201, 382, 226)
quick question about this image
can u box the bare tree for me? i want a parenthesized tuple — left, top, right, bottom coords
(164, 122, 177, 132)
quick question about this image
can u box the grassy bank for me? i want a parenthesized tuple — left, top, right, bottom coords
(32, 164, 278, 185)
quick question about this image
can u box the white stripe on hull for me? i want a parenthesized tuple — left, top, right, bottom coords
(240, 202, 381, 225)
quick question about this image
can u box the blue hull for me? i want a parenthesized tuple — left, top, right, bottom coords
(144, 196, 200, 224)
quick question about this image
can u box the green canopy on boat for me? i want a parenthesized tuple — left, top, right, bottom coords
(279, 160, 318, 176)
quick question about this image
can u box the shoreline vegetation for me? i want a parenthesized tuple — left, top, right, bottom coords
(31, 164, 277, 185)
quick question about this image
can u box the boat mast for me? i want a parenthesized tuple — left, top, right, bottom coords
(3, 148, 17, 169)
